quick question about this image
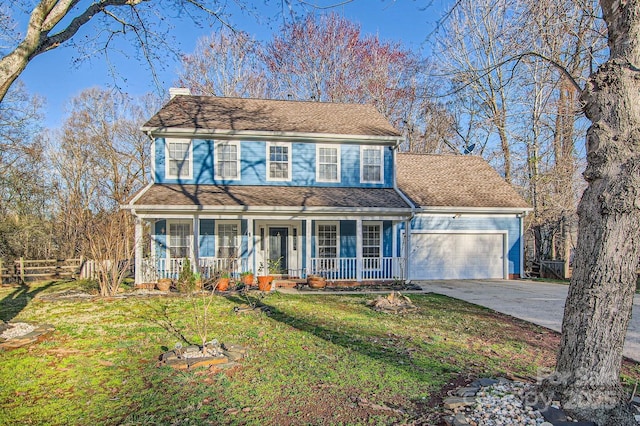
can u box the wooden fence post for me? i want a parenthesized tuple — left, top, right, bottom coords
(19, 257, 25, 283)
(55, 259, 62, 280)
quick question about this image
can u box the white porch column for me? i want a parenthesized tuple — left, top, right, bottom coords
(134, 217, 143, 284)
(193, 215, 199, 272)
(356, 218, 362, 281)
(247, 218, 254, 273)
(306, 219, 312, 276)
(404, 219, 411, 280)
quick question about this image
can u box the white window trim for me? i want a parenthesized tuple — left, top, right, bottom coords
(216, 220, 241, 258)
(360, 145, 384, 184)
(316, 144, 341, 183)
(362, 221, 383, 258)
(214, 140, 241, 181)
(165, 138, 193, 180)
(167, 220, 193, 259)
(315, 221, 340, 258)
(266, 141, 292, 182)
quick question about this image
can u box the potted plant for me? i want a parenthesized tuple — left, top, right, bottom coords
(257, 257, 281, 291)
(156, 278, 172, 291)
(256, 262, 272, 291)
(216, 272, 231, 291)
(240, 270, 255, 286)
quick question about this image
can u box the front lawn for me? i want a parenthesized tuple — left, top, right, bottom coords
(1, 281, 638, 425)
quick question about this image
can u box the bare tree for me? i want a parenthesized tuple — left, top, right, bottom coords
(0, 0, 254, 103)
(49, 88, 153, 257)
(176, 29, 267, 98)
(435, 0, 524, 182)
(87, 210, 135, 296)
(0, 80, 50, 259)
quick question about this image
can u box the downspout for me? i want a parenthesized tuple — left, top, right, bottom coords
(519, 210, 528, 279)
(146, 130, 155, 183)
(391, 141, 415, 282)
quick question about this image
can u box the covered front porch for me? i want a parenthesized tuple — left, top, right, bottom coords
(133, 216, 409, 284)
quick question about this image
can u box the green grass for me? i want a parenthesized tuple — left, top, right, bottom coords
(0, 281, 638, 425)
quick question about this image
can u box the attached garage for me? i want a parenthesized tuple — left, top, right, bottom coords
(396, 154, 531, 280)
(409, 231, 507, 280)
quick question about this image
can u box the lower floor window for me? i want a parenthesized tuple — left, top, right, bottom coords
(169, 222, 191, 258)
(362, 223, 382, 269)
(317, 223, 338, 258)
(217, 222, 239, 258)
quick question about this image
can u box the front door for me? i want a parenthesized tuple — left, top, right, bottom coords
(268, 227, 288, 273)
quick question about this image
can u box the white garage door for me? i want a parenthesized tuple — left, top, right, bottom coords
(409, 232, 505, 280)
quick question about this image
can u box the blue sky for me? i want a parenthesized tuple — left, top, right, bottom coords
(18, 0, 448, 128)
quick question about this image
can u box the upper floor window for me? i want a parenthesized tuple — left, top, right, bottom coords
(361, 146, 384, 183)
(267, 142, 291, 181)
(215, 141, 241, 180)
(166, 138, 192, 179)
(316, 145, 340, 183)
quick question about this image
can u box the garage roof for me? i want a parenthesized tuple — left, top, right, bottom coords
(396, 153, 530, 209)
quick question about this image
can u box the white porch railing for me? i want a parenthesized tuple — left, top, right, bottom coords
(198, 258, 246, 279)
(308, 257, 405, 281)
(139, 257, 247, 282)
(140, 257, 404, 283)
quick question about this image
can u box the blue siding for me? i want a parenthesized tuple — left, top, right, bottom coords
(410, 214, 523, 276)
(194, 140, 215, 184)
(292, 143, 316, 185)
(155, 138, 395, 188)
(340, 221, 357, 257)
(199, 219, 215, 257)
(383, 221, 393, 257)
(154, 139, 165, 182)
(153, 220, 167, 258)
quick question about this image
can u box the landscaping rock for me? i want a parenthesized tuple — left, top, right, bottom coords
(540, 406, 567, 423)
(366, 291, 418, 314)
(0, 322, 55, 351)
(440, 378, 634, 425)
(456, 386, 480, 397)
(158, 342, 247, 370)
(443, 396, 474, 410)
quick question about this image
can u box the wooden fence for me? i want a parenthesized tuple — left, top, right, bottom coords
(0, 258, 97, 285)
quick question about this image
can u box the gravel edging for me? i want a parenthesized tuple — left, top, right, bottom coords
(0, 322, 55, 350)
(442, 377, 606, 426)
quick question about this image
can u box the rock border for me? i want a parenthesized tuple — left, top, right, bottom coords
(157, 343, 248, 370)
(442, 377, 602, 426)
(0, 322, 55, 351)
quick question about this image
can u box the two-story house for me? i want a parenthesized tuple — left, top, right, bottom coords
(124, 90, 530, 285)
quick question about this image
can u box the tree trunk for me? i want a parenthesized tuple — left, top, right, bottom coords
(545, 2, 640, 424)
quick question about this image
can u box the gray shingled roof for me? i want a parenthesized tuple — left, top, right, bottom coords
(132, 184, 411, 210)
(396, 153, 530, 209)
(142, 95, 402, 138)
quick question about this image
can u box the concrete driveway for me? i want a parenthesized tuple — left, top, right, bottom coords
(415, 279, 640, 362)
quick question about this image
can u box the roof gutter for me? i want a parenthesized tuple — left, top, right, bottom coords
(140, 126, 403, 145)
(416, 205, 533, 215)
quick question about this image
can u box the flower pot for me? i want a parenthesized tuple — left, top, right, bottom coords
(307, 275, 326, 289)
(241, 274, 255, 286)
(257, 276, 273, 291)
(156, 278, 172, 291)
(216, 278, 230, 292)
